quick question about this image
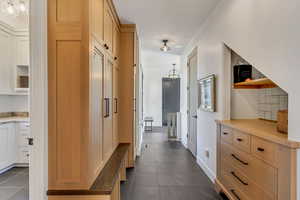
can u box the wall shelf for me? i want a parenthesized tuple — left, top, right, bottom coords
(234, 78, 277, 89)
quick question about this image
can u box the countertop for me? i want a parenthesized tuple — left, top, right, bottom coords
(0, 117, 29, 124)
(216, 119, 300, 149)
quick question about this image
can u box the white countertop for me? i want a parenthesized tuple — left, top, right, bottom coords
(0, 117, 29, 124)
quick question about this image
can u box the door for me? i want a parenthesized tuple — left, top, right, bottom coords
(90, 47, 104, 176)
(187, 52, 198, 157)
(162, 78, 180, 126)
(112, 66, 119, 149)
(103, 58, 113, 160)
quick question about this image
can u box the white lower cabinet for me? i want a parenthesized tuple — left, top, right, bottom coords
(0, 121, 30, 172)
(0, 123, 16, 170)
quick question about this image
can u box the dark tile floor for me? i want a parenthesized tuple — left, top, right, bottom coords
(0, 167, 29, 200)
(121, 129, 222, 200)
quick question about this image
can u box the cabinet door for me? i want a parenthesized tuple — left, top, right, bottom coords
(0, 30, 13, 93)
(92, 0, 104, 42)
(112, 23, 119, 58)
(90, 47, 104, 177)
(0, 123, 15, 170)
(103, 59, 113, 160)
(17, 37, 30, 66)
(112, 66, 119, 149)
(104, 1, 113, 54)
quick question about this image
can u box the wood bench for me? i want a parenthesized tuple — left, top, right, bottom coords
(47, 143, 130, 200)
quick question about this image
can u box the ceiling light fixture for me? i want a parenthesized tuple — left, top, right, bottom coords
(160, 39, 171, 52)
(1, 0, 28, 16)
(168, 64, 180, 79)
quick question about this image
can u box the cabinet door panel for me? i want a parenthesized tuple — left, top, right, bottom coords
(112, 67, 119, 148)
(90, 48, 104, 177)
(0, 30, 13, 93)
(92, 0, 104, 42)
(103, 59, 113, 160)
(0, 124, 13, 170)
(104, 1, 113, 53)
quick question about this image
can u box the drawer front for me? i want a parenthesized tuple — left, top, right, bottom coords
(221, 159, 274, 200)
(221, 126, 233, 144)
(219, 174, 250, 200)
(233, 131, 251, 153)
(18, 122, 30, 131)
(252, 137, 277, 166)
(221, 142, 277, 196)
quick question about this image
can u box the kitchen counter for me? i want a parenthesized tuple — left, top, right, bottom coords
(216, 119, 300, 149)
(0, 117, 29, 124)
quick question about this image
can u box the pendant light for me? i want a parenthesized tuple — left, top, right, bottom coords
(168, 64, 180, 79)
(160, 40, 171, 52)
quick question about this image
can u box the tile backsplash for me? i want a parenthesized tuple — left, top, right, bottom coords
(257, 87, 288, 121)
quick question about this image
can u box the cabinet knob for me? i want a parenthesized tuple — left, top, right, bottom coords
(104, 44, 109, 50)
(237, 138, 243, 142)
(257, 147, 265, 152)
(114, 57, 118, 60)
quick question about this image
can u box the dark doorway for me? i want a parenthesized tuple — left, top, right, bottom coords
(162, 78, 180, 126)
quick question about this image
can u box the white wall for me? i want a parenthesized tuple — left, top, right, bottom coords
(142, 50, 181, 126)
(0, 95, 29, 113)
(180, 0, 300, 195)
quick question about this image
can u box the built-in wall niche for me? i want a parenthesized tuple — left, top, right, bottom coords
(15, 65, 29, 92)
(230, 50, 288, 122)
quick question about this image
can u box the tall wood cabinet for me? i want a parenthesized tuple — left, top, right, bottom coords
(119, 25, 140, 167)
(48, 0, 136, 191)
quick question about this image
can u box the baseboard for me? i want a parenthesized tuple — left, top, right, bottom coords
(196, 156, 216, 183)
(0, 163, 29, 174)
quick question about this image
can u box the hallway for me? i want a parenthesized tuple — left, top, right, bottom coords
(121, 129, 222, 200)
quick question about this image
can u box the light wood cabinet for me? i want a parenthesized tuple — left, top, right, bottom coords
(113, 66, 119, 149)
(216, 120, 298, 200)
(48, 0, 139, 195)
(104, 0, 113, 54)
(92, 0, 104, 43)
(119, 25, 139, 167)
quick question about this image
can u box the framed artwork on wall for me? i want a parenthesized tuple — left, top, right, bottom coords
(199, 74, 216, 112)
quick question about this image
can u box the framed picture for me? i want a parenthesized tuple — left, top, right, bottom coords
(199, 74, 216, 112)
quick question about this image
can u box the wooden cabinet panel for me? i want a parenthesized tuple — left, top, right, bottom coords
(90, 47, 104, 178)
(92, 0, 104, 42)
(104, 1, 113, 53)
(56, 41, 82, 184)
(113, 66, 119, 149)
(252, 136, 277, 166)
(233, 130, 251, 153)
(221, 126, 233, 144)
(103, 59, 113, 160)
(113, 24, 119, 58)
(57, 0, 82, 22)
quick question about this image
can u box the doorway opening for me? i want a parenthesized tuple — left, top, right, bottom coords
(187, 49, 198, 157)
(0, 0, 31, 199)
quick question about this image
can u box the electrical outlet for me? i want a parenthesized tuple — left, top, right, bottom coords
(205, 149, 210, 158)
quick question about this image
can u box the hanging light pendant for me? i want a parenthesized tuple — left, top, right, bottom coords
(168, 64, 180, 79)
(160, 40, 171, 52)
(0, 0, 28, 16)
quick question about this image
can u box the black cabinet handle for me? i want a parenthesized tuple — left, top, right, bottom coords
(223, 132, 228, 135)
(114, 57, 118, 60)
(104, 44, 109, 50)
(114, 98, 118, 114)
(104, 98, 110, 118)
(230, 189, 241, 200)
(257, 147, 265, 152)
(231, 154, 248, 166)
(237, 138, 243, 142)
(231, 171, 248, 186)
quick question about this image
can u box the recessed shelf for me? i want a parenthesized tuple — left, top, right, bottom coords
(234, 78, 277, 89)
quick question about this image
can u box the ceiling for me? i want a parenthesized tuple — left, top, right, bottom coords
(113, 0, 220, 55)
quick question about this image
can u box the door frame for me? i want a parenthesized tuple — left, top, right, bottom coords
(29, 0, 48, 199)
(187, 48, 198, 157)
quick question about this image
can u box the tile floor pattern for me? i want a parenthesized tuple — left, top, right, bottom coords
(0, 167, 29, 200)
(121, 129, 223, 200)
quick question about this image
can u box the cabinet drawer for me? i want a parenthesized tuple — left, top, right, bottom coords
(221, 159, 274, 200)
(233, 131, 251, 153)
(18, 123, 30, 131)
(221, 126, 233, 144)
(252, 137, 277, 166)
(221, 142, 277, 196)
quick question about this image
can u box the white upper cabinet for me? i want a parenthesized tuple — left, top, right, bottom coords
(0, 29, 14, 94)
(16, 37, 29, 66)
